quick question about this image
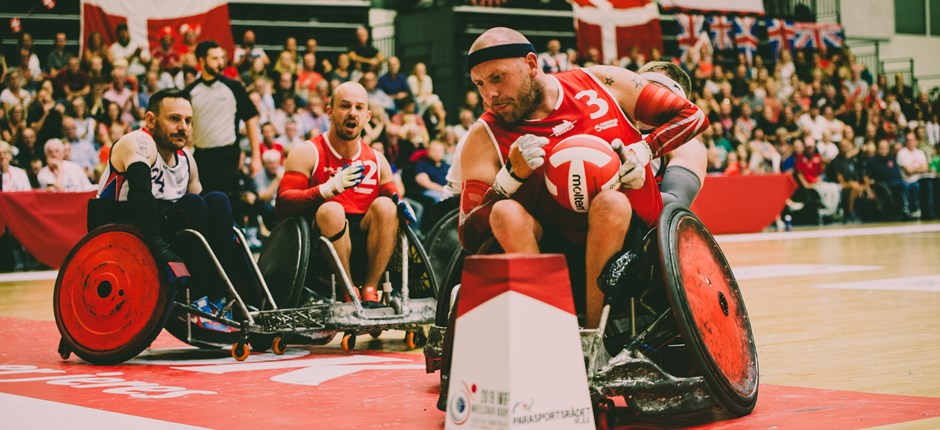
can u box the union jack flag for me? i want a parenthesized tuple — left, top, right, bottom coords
(708, 16, 734, 50)
(793, 22, 844, 51)
(734, 16, 758, 64)
(766, 18, 796, 56)
(675, 13, 705, 57)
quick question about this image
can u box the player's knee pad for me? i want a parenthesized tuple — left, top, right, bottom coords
(597, 249, 644, 298)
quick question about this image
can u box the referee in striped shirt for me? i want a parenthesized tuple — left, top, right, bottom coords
(184, 40, 261, 194)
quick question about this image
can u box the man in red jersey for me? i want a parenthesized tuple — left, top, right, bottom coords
(458, 27, 709, 329)
(276, 82, 402, 307)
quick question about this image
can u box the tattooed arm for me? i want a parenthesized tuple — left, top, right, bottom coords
(109, 130, 158, 172)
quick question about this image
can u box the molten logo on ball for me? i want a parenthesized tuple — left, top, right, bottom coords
(545, 134, 621, 213)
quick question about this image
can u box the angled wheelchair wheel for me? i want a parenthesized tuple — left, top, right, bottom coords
(54, 225, 174, 365)
(398, 224, 439, 300)
(658, 204, 759, 416)
(258, 217, 311, 309)
(423, 208, 460, 291)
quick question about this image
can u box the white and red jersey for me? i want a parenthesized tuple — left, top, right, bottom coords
(307, 134, 383, 215)
(478, 68, 663, 230)
(97, 129, 191, 202)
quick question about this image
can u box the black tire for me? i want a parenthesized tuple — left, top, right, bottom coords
(658, 204, 759, 416)
(423, 208, 460, 290)
(257, 217, 310, 309)
(54, 225, 175, 365)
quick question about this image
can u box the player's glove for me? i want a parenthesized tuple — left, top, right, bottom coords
(150, 236, 190, 286)
(611, 138, 652, 190)
(494, 134, 550, 197)
(319, 163, 365, 199)
(392, 193, 417, 225)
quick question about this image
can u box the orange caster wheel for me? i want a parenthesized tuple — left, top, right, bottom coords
(271, 336, 286, 355)
(405, 331, 417, 350)
(341, 333, 356, 352)
(231, 342, 250, 361)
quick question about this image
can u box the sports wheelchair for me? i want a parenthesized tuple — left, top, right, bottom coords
(422, 203, 759, 424)
(54, 202, 439, 365)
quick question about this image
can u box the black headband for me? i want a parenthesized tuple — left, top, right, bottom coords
(466, 43, 536, 74)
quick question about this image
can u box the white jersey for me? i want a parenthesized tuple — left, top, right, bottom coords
(97, 129, 191, 202)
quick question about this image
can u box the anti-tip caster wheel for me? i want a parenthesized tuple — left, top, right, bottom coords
(231, 342, 250, 361)
(271, 336, 287, 355)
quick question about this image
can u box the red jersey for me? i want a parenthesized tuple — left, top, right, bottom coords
(478, 68, 664, 235)
(307, 134, 382, 215)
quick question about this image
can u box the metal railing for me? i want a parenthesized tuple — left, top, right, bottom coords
(880, 57, 916, 87)
(845, 37, 881, 77)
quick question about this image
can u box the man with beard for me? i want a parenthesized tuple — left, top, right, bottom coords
(94, 89, 243, 318)
(185, 40, 261, 194)
(276, 82, 403, 307)
(458, 27, 709, 330)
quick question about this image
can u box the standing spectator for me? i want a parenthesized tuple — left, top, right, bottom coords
(54, 57, 90, 102)
(37, 139, 95, 191)
(407, 62, 439, 115)
(109, 23, 149, 78)
(1, 70, 31, 112)
(348, 26, 384, 73)
(1, 140, 30, 191)
(62, 116, 98, 180)
(151, 28, 181, 75)
(538, 39, 570, 74)
(185, 40, 261, 193)
(234, 29, 269, 73)
(46, 32, 71, 76)
(378, 56, 410, 111)
(102, 68, 138, 125)
(413, 140, 449, 203)
(897, 131, 935, 219)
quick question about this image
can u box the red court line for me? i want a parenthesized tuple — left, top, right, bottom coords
(2, 317, 939, 429)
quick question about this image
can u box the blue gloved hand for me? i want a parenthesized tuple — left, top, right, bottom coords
(392, 193, 417, 225)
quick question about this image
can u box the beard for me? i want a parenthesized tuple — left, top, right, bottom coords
(153, 125, 187, 151)
(334, 116, 362, 141)
(495, 74, 544, 125)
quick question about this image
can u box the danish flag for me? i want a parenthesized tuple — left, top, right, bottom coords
(568, 0, 664, 64)
(793, 22, 844, 51)
(675, 13, 705, 57)
(734, 17, 758, 64)
(43, 0, 56, 9)
(707, 16, 734, 50)
(766, 18, 796, 56)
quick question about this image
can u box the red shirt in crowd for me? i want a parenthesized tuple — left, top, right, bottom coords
(796, 151, 824, 183)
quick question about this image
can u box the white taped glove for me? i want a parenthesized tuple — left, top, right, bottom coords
(513, 134, 550, 171)
(611, 138, 652, 190)
(319, 163, 365, 199)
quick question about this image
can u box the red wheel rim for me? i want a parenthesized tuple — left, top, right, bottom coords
(57, 230, 164, 352)
(675, 216, 757, 398)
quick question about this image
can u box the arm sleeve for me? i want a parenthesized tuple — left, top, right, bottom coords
(457, 179, 504, 253)
(275, 171, 324, 218)
(125, 161, 170, 251)
(633, 84, 710, 159)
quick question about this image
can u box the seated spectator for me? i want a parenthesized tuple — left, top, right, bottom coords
(329, 53, 358, 86)
(296, 52, 325, 100)
(348, 26, 384, 73)
(362, 71, 395, 116)
(300, 95, 330, 137)
(258, 122, 285, 164)
(109, 23, 149, 77)
(1, 140, 31, 191)
(13, 126, 37, 168)
(723, 149, 745, 176)
(37, 139, 95, 191)
(817, 131, 840, 164)
(413, 140, 449, 203)
(234, 29, 269, 73)
(538, 39, 570, 74)
(798, 104, 828, 141)
(424, 100, 447, 142)
(273, 51, 297, 77)
(927, 113, 940, 147)
(378, 56, 410, 111)
(796, 140, 841, 220)
(151, 28, 181, 75)
(897, 131, 935, 219)
(747, 128, 781, 174)
(82, 31, 113, 73)
(828, 138, 868, 222)
(389, 97, 429, 167)
(54, 57, 90, 102)
(1, 104, 27, 144)
(252, 150, 283, 233)
(1, 70, 31, 113)
(279, 120, 306, 154)
(272, 72, 300, 109)
(362, 104, 390, 148)
(449, 109, 475, 145)
(62, 116, 98, 179)
(867, 139, 918, 219)
(103, 68, 138, 125)
(46, 32, 72, 76)
(241, 57, 270, 92)
(270, 97, 304, 137)
(407, 62, 439, 115)
(460, 89, 484, 119)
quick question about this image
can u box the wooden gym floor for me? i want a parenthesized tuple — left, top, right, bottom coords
(1, 221, 939, 429)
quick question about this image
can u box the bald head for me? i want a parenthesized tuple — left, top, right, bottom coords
(469, 27, 532, 53)
(328, 82, 371, 141)
(330, 81, 369, 109)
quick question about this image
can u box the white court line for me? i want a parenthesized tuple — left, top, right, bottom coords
(0, 393, 209, 430)
(0, 270, 58, 283)
(733, 264, 881, 281)
(817, 275, 940, 292)
(716, 223, 940, 244)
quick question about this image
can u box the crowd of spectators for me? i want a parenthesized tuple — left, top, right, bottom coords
(2, 24, 940, 269)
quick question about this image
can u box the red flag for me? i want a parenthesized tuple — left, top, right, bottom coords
(80, 0, 235, 60)
(10, 17, 21, 34)
(569, 0, 663, 64)
(43, 0, 56, 10)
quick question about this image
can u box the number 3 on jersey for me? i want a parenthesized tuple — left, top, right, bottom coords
(574, 89, 609, 120)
